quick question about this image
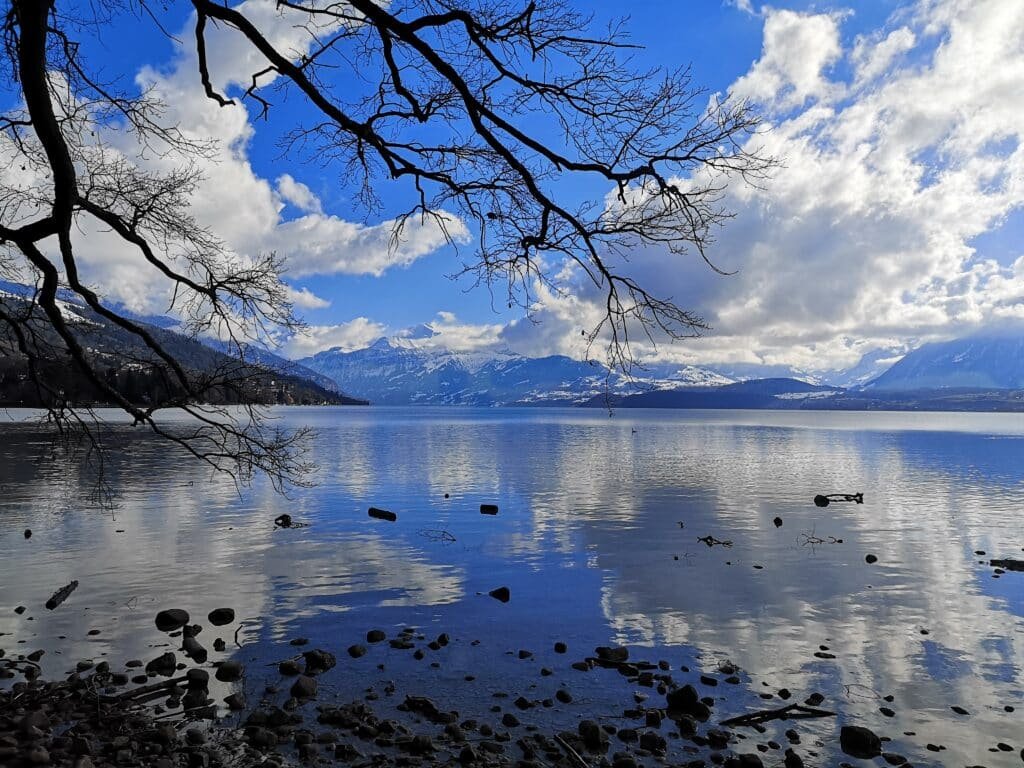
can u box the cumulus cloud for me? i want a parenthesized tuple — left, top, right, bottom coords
(284, 285, 330, 310)
(283, 317, 387, 358)
(276, 174, 322, 215)
(497, 0, 1024, 372)
(730, 9, 845, 110)
(12, 1, 462, 318)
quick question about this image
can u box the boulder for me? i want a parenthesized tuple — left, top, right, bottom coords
(840, 725, 882, 759)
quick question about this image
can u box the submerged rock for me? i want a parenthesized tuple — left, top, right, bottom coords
(290, 675, 317, 699)
(488, 586, 510, 603)
(839, 725, 882, 759)
(595, 646, 629, 663)
(304, 649, 337, 673)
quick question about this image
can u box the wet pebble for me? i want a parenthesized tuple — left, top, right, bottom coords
(348, 645, 368, 659)
(154, 609, 189, 632)
(207, 608, 234, 626)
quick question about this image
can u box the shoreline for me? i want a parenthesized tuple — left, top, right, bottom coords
(1, 612, 940, 768)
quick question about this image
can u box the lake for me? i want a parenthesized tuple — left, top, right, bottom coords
(2, 407, 1024, 766)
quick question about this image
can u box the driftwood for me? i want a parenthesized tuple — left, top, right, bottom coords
(991, 559, 1024, 572)
(554, 734, 591, 768)
(417, 529, 456, 543)
(719, 702, 836, 728)
(101, 675, 188, 704)
(45, 580, 79, 610)
(697, 535, 733, 548)
(368, 507, 397, 522)
(813, 493, 863, 508)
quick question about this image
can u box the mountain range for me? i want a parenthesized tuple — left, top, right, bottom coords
(0, 288, 363, 408)
(3, 280, 1024, 410)
(297, 328, 733, 406)
(297, 326, 1024, 410)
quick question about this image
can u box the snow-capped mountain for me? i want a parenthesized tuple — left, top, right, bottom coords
(818, 347, 908, 389)
(866, 331, 1024, 390)
(298, 335, 732, 405)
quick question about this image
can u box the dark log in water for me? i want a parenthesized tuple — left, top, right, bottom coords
(44, 580, 78, 610)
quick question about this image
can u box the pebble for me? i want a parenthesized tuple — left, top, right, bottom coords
(840, 726, 881, 759)
(154, 609, 190, 632)
(290, 675, 317, 698)
(215, 660, 244, 682)
(489, 587, 511, 603)
(207, 608, 234, 626)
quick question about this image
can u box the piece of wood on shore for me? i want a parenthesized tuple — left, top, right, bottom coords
(45, 580, 79, 610)
(480, 504, 499, 515)
(719, 702, 836, 728)
(368, 507, 397, 522)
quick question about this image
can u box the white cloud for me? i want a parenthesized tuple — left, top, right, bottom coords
(276, 174, 322, 215)
(851, 27, 916, 85)
(4, 1, 463, 319)
(726, 0, 756, 14)
(284, 285, 330, 310)
(514, 0, 1024, 373)
(283, 317, 387, 358)
(730, 9, 845, 110)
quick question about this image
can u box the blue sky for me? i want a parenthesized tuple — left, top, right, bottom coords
(5, 0, 1024, 372)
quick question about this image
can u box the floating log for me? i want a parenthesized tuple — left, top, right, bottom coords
(480, 504, 499, 515)
(368, 507, 397, 522)
(991, 558, 1024, 572)
(45, 580, 78, 610)
(814, 493, 863, 507)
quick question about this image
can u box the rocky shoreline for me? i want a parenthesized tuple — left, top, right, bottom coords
(0, 605, 951, 768)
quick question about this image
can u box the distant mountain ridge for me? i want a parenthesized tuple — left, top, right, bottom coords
(866, 333, 1024, 390)
(298, 335, 732, 405)
(0, 290, 364, 407)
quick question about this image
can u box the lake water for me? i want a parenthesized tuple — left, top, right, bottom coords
(2, 407, 1024, 766)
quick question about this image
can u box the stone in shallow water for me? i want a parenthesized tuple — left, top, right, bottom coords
(207, 608, 234, 626)
(290, 675, 317, 699)
(215, 660, 244, 682)
(488, 586, 510, 603)
(839, 725, 881, 759)
(154, 609, 189, 632)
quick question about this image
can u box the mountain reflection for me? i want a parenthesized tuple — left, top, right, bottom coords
(2, 408, 1024, 766)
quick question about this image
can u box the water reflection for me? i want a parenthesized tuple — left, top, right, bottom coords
(1, 408, 1024, 765)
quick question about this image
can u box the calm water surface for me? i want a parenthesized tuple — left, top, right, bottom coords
(2, 407, 1024, 766)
